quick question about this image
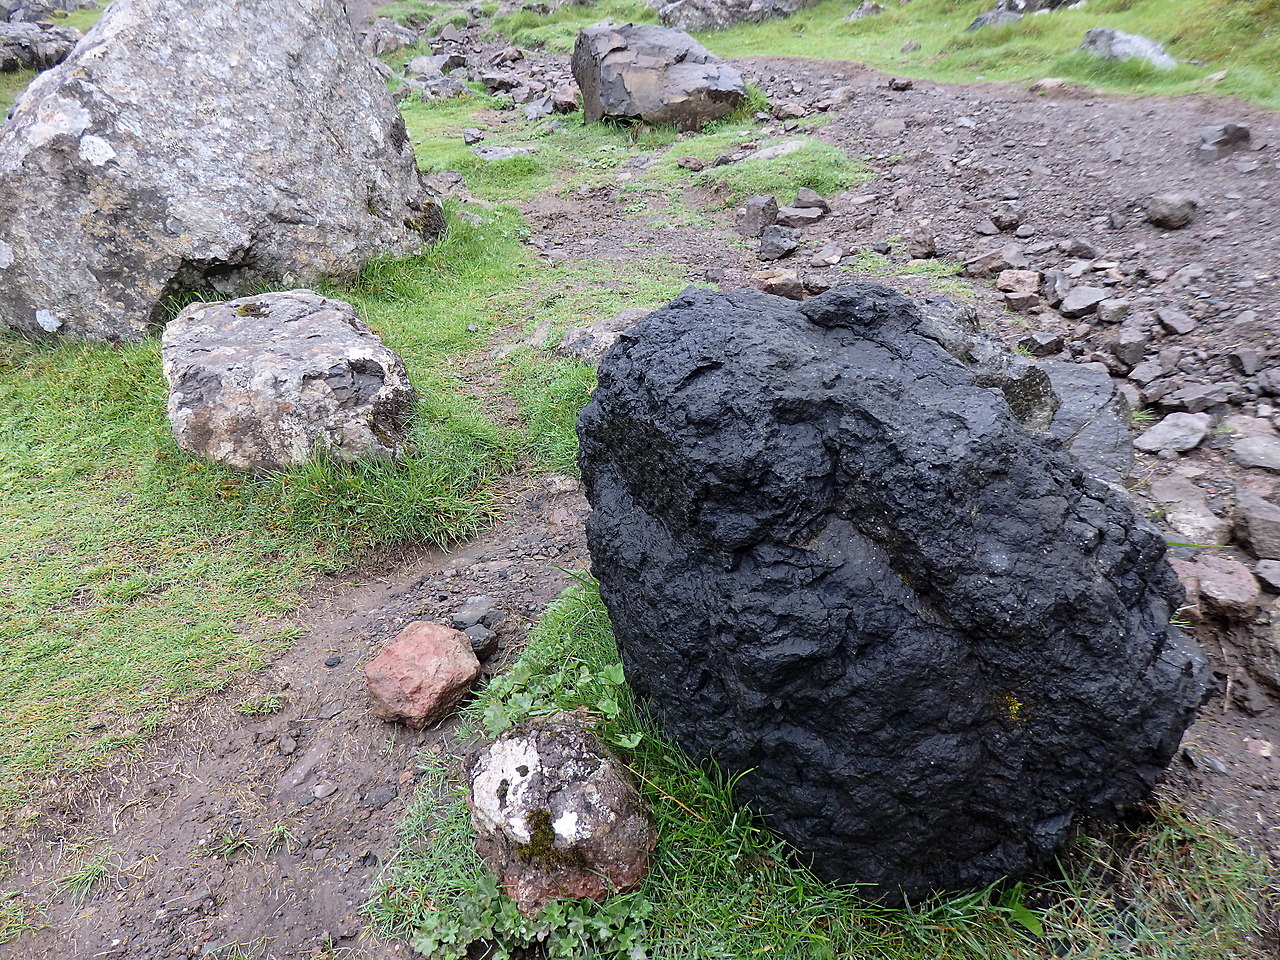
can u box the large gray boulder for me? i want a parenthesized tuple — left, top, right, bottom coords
(578, 283, 1206, 902)
(647, 0, 816, 31)
(162, 290, 415, 472)
(572, 21, 745, 130)
(0, 21, 81, 71)
(0, 0, 442, 342)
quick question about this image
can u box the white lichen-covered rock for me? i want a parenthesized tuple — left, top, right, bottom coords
(1078, 27, 1176, 69)
(0, 0, 442, 342)
(162, 290, 415, 472)
(467, 710, 656, 917)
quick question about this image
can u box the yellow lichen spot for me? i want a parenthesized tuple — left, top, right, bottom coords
(992, 691, 1026, 725)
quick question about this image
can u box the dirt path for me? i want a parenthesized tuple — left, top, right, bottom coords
(2, 15, 1279, 960)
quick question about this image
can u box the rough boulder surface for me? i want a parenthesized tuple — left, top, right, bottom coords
(365, 621, 482, 728)
(162, 290, 415, 472)
(467, 711, 657, 917)
(0, 21, 81, 71)
(647, 0, 816, 32)
(578, 283, 1206, 900)
(0, 0, 442, 341)
(572, 21, 746, 130)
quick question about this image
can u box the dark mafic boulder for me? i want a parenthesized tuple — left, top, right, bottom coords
(0, 20, 81, 72)
(0, 0, 442, 341)
(467, 710, 657, 917)
(572, 21, 745, 131)
(578, 283, 1206, 901)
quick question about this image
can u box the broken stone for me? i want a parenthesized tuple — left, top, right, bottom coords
(757, 225, 800, 261)
(557, 307, 651, 365)
(775, 205, 825, 228)
(161, 291, 415, 472)
(572, 22, 745, 130)
(1235, 491, 1280, 560)
(1133, 413, 1211, 453)
(792, 187, 831, 212)
(1234, 435, 1280, 473)
(1196, 123, 1249, 162)
(996, 269, 1040, 294)
(1157, 307, 1197, 335)
(734, 195, 778, 238)
(1096, 298, 1130, 324)
(365, 622, 481, 728)
(1059, 286, 1108, 319)
(467, 710, 656, 917)
(1193, 555, 1260, 620)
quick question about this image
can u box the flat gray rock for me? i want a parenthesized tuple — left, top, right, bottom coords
(1134, 412, 1211, 453)
(0, 0, 441, 341)
(1234, 435, 1280, 473)
(162, 290, 415, 472)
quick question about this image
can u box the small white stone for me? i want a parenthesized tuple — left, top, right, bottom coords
(35, 309, 62, 332)
(79, 134, 117, 166)
(553, 810, 582, 840)
(0, 240, 13, 269)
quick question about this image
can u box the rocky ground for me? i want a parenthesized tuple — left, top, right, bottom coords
(1, 5, 1278, 958)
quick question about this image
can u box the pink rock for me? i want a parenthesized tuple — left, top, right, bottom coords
(364, 622, 480, 727)
(1192, 555, 1260, 621)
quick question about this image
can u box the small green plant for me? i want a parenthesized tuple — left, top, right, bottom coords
(0, 891, 40, 943)
(206, 832, 255, 860)
(265, 822, 301, 856)
(57, 850, 118, 904)
(235, 693, 283, 718)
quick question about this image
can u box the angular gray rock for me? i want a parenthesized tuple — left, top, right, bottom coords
(734, 194, 778, 238)
(162, 290, 415, 472)
(648, 0, 817, 31)
(572, 21, 745, 130)
(0, 20, 81, 72)
(1078, 27, 1176, 68)
(1133, 412, 1211, 453)
(757, 224, 799, 261)
(966, 9, 1022, 30)
(0, 0, 442, 342)
(467, 711, 656, 917)
(1235, 490, 1280, 560)
(557, 307, 651, 365)
(1234, 435, 1280, 473)
(1059, 286, 1107, 319)
(578, 283, 1205, 901)
(1196, 123, 1249, 162)
(360, 16, 420, 56)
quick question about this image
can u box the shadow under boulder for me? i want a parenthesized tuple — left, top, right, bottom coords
(578, 283, 1206, 901)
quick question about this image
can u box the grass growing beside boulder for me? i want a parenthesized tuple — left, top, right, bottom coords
(370, 581, 1278, 960)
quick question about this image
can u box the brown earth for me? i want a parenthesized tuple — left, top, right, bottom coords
(1, 5, 1279, 959)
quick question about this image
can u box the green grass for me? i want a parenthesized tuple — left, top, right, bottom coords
(696, 0, 1279, 108)
(370, 582, 1278, 959)
(490, 0, 658, 52)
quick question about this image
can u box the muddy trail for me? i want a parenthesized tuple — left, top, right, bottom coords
(2, 7, 1279, 959)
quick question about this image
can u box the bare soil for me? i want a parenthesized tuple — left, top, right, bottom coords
(2, 9, 1279, 959)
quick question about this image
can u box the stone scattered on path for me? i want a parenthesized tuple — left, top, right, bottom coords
(467, 710, 656, 917)
(365, 621, 482, 728)
(0, 0, 440, 341)
(572, 22, 745, 130)
(757, 224, 799, 261)
(162, 290, 415, 472)
(1191, 555, 1261, 620)
(1234, 435, 1280, 473)
(734, 195, 778, 238)
(1133, 412, 1211, 454)
(1146, 193, 1199, 230)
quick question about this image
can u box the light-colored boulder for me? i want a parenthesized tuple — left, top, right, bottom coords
(467, 710, 656, 917)
(572, 21, 746, 131)
(0, 0, 442, 341)
(365, 621, 481, 728)
(162, 290, 415, 472)
(1078, 27, 1176, 69)
(557, 307, 651, 365)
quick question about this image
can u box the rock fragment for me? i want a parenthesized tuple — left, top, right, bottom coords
(1145, 194, 1198, 230)
(365, 622, 481, 728)
(1133, 413, 1211, 453)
